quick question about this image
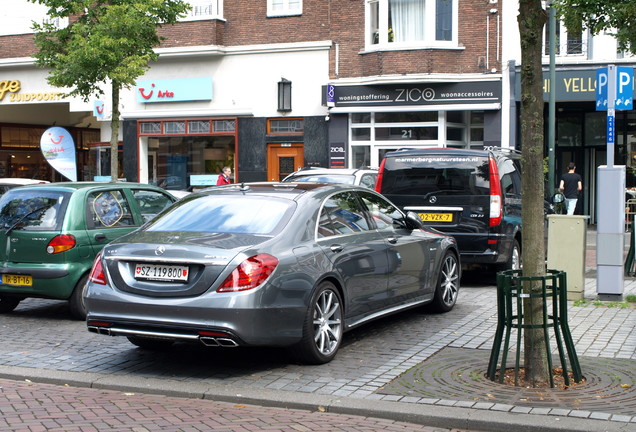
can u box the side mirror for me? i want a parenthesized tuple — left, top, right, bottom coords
(552, 193, 565, 204)
(403, 211, 424, 230)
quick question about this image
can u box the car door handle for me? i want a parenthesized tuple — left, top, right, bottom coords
(330, 245, 343, 253)
(387, 237, 398, 244)
(94, 233, 107, 242)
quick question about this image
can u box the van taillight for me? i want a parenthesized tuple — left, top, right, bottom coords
(375, 158, 386, 193)
(488, 156, 502, 227)
(46, 234, 76, 254)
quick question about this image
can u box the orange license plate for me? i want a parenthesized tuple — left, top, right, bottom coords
(419, 213, 453, 222)
(2, 274, 32, 286)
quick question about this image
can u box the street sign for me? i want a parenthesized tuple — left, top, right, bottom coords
(596, 66, 634, 111)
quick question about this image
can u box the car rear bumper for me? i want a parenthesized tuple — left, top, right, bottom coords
(85, 284, 309, 347)
(0, 263, 80, 299)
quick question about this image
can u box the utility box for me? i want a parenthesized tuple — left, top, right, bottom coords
(547, 215, 589, 300)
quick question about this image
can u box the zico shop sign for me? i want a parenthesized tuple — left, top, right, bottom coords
(0, 80, 64, 103)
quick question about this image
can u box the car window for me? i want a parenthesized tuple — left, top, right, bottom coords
(358, 191, 403, 230)
(132, 189, 174, 223)
(0, 190, 69, 231)
(359, 174, 377, 188)
(87, 190, 135, 229)
(317, 191, 370, 238)
(145, 195, 293, 235)
(381, 155, 490, 195)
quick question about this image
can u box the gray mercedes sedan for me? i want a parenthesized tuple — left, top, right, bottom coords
(85, 182, 460, 364)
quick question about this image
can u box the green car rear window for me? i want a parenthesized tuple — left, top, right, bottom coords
(0, 190, 71, 231)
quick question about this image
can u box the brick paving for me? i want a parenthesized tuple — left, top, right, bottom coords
(0, 378, 470, 432)
(0, 226, 634, 431)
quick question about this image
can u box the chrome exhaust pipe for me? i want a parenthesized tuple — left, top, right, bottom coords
(199, 337, 239, 347)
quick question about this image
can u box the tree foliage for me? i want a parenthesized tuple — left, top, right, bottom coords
(553, 0, 636, 55)
(30, 0, 190, 180)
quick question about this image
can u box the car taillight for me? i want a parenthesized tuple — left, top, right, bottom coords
(375, 158, 386, 193)
(88, 252, 107, 285)
(217, 254, 279, 293)
(46, 234, 76, 254)
(488, 156, 503, 227)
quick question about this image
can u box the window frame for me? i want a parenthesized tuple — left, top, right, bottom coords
(365, 0, 459, 51)
(267, 0, 303, 18)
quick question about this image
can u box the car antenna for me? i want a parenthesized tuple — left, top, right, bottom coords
(239, 182, 250, 192)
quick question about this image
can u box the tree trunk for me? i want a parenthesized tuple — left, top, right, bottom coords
(110, 83, 120, 182)
(518, 0, 550, 386)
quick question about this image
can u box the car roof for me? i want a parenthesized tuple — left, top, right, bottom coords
(286, 167, 377, 176)
(2, 181, 168, 192)
(198, 181, 368, 200)
(383, 147, 520, 160)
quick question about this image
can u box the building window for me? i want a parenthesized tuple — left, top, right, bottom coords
(268, 119, 304, 135)
(367, 0, 457, 49)
(350, 110, 484, 166)
(180, 0, 223, 21)
(543, 18, 587, 57)
(268, 0, 302, 17)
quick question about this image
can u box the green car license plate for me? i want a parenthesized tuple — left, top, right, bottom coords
(2, 274, 33, 286)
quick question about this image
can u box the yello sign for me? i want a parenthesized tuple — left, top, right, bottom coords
(0, 80, 20, 101)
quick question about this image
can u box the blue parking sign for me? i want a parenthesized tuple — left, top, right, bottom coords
(596, 66, 634, 111)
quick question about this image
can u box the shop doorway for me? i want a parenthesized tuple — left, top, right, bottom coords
(267, 143, 304, 181)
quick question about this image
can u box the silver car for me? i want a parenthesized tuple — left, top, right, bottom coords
(282, 167, 378, 188)
(85, 182, 460, 364)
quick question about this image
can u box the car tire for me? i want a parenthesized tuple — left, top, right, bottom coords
(496, 238, 521, 273)
(0, 295, 21, 313)
(291, 281, 343, 365)
(69, 274, 89, 320)
(430, 252, 460, 313)
(127, 336, 175, 350)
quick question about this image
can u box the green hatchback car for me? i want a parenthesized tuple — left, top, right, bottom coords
(0, 182, 177, 319)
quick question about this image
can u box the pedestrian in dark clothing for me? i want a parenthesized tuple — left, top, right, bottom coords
(559, 162, 582, 215)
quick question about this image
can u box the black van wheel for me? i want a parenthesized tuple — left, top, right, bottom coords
(497, 239, 521, 272)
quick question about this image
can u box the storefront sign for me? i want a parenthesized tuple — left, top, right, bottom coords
(323, 81, 501, 107)
(329, 142, 346, 168)
(40, 127, 77, 182)
(0, 80, 65, 103)
(136, 77, 213, 103)
(515, 69, 636, 102)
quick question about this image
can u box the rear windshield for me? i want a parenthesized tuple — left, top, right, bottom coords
(381, 154, 490, 196)
(0, 190, 71, 231)
(145, 195, 294, 235)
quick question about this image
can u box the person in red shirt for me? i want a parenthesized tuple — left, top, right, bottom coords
(216, 166, 232, 185)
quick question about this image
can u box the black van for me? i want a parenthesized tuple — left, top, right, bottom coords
(376, 148, 522, 272)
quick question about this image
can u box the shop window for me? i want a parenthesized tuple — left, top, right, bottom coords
(165, 121, 186, 134)
(367, 0, 457, 49)
(351, 113, 371, 124)
(267, 0, 302, 17)
(557, 115, 583, 146)
(140, 122, 162, 134)
(267, 119, 304, 135)
(214, 120, 236, 132)
(188, 121, 211, 134)
(375, 112, 437, 123)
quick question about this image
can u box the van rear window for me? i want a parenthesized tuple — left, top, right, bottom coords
(381, 155, 491, 196)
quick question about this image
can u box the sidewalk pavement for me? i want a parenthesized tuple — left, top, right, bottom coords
(0, 224, 634, 432)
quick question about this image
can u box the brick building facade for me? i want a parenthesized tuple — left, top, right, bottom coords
(0, 0, 505, 187)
